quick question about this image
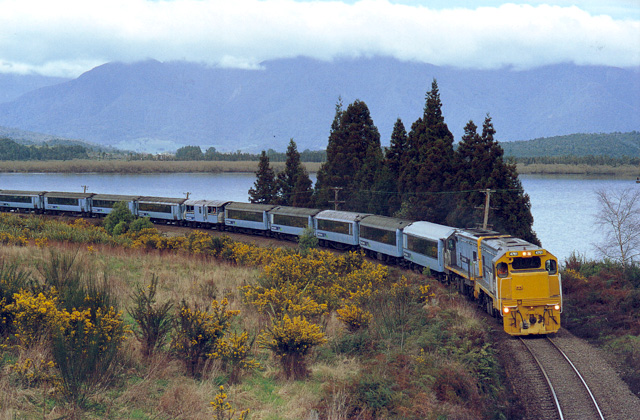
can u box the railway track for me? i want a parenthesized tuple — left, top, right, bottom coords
(520, 336, 605, 420)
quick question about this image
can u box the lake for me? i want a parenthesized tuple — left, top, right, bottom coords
(0, 172, 636, 262)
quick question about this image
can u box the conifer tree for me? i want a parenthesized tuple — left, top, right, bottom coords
(453, 115, 540, 244)
(398, 79, 457, 223)
(277, 139, 314, 207)
(248, 151, 279, 204)
(315, 99, 383, 211)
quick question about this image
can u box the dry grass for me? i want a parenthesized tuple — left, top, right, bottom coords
(0, 160, 322, 174)
(517, 163, 638, 177)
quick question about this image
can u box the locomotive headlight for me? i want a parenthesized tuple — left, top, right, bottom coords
(554, 304, 560, 311)
(503, 307, 510, 314)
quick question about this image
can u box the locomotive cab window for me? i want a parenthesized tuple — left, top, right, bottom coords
(511, 256, 541, 270)
(185, 205, 195, 213)
(497, 262, 508, 277)
(545, 259, 557, 274)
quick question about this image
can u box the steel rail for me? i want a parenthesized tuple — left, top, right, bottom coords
(546, 337, 605, 420)
(519, 337, 564, 420)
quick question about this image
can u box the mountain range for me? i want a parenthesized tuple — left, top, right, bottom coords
(0, 57, 638, 153)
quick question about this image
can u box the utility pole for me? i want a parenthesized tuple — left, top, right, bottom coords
(328, 187, 344, 211)
(81, 185, 88, 193)
(480, 188, 496, 230)
(184, 192, 190, 200)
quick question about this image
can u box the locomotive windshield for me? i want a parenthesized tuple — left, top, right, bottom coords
(511, 256, 541, 270)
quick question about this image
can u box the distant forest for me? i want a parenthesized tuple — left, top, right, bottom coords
(501, 131, 640, 165)
(0, 138, 89, 160)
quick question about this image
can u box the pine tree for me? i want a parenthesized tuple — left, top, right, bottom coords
(398, 79, 457, 223)
(452, 115, 540, 244)
(248, 151, 279, 204)
(277, 139, 314, 207)
(315, 99, 383, 211)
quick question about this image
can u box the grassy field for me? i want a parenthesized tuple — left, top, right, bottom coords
(0, 160, 322, 174)
(0, 214, 512, 420)
(0, 159, 637, 177)
(516, 163, 638, 177)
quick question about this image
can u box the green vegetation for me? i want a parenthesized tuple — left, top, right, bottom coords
(0, 214, 509, 419)
(561, 256, 640, 396)
(501, 131, 640, 160)
(175, 145, 327, 163)
(0, 138, 89, 160)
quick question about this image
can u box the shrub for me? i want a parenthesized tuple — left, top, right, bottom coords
(336, 304, 373, 332)
(103, 202, 135, 235)
(173, 298, 239, 377)
(210, 385, 250, 420)
(213, 331, 261, 384)
(259, 314, 326, 380)
(128, 274, 174, 358)
(297, 226, 318, 254)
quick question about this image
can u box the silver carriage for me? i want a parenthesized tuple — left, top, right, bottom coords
(137, 196, 186, 223)
(44, 191, 93, 215)
(402, 221, 456, 274)
(269, 206, 320, 240)
(91, 194, 139, 217)
(314, 210, 371, 250)
(359, 215, 413, 263)
(0, 190, 45, 213)
(224, 202, 275, 234)
(183, 199, 231, 229)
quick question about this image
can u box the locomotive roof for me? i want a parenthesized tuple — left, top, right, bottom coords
(92, 194, 140, 201)
(184, 199, 231, 207)
(226, 202, 276, 211)
(270, 206, 321, 217)
(403, 221, 456, 241)
(360, 215, 413, 230)
(315, 210, 371, 222)
(484, 236, 540, 251)
(44, 191, 94, 198)
(0, 190, 46, 196)
(137, 196, 186, 204)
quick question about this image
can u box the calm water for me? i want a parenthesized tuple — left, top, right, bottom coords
(0, 172, 636, 262)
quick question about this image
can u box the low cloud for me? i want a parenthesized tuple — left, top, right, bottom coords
(1, 0, 638, 77)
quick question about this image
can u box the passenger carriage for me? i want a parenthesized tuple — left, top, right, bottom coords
(44, 192, 93, 216)
(314, 210, 370, 250)
(90, 194, 139, 217)
(402, 221, 456, 275)
(137, 196, 186, 223)
(269, 206, 321, 240)
(0, 190, 45, 213)
(183, 199, 230, 229)
(358, 215, 413, 263)
(224, 202, 275, 235)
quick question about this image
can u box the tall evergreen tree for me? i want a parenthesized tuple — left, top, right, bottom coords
(277, 139, 313, 207)
(452, 115, 539, 244)
(381, 118, 408, 215)
(248, 151, 279, 204)
(398, 79, 457, 223)
(315, 99, 383, 211)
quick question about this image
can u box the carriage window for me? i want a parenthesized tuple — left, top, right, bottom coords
(317, 219, 351, 235)
(497, 262, 508, 278)
(406, 235, 438, 259)
(545, 259, 557, 274)
(139, 202, 172, 213)
(360, 225, 396, 246)
(512, 257, 541, 270)
(48, 197, 79, 206)
(0, 195, 33, 204)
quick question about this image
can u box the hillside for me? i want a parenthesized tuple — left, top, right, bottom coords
(500, 132, 640, 158)
(0, 58, 637, 153)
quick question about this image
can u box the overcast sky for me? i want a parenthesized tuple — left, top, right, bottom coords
(1, 0, 638, 77)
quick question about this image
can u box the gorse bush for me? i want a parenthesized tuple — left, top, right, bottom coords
(210, 385, 250, 420)
(173, 298, 239, 377)
(259, 314, 326, 380)
(128, 274, 174, 358)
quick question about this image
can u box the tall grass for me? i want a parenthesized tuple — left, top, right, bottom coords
(0, 159, 322, 174)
